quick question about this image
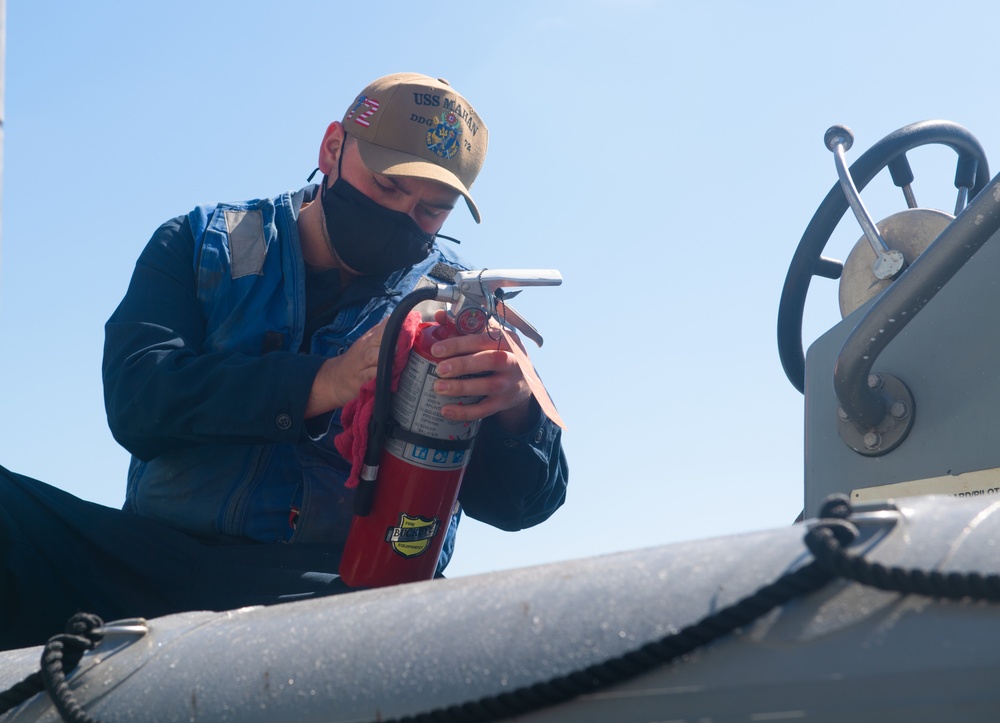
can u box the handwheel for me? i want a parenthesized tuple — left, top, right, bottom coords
(777, 120, 989, 393)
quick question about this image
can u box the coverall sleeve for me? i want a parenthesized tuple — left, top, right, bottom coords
(458, 403, 568, 531)
(102, 216, 326, 462)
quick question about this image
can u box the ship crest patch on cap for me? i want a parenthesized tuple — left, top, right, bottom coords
(426, 111, 462, 160)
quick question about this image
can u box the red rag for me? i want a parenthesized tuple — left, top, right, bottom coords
(334, 311, 424, 488)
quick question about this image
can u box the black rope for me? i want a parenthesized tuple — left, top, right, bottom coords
(0, 613, 104, 721)
(40, 613, 105, 723)
(805, 522, 1000, 601)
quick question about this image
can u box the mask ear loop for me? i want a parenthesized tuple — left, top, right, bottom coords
(307, 132, 349, 188)
(307, 167, 330, 209)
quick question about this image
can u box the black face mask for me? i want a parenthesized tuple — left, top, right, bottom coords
(319, 171, 435, 276)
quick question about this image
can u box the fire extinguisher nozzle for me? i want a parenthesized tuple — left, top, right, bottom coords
(353, 479, 377, 516)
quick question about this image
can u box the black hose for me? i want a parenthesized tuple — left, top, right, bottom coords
(353, 285, 441, 516)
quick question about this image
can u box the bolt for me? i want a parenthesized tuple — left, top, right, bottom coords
(867, 374, 884, 390)
(889, 401, 909, 420)
(837, 407, 850, 422)
(863, 431, 882, 450)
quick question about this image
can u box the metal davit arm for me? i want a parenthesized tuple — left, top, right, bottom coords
(834, 169, 1000, 434)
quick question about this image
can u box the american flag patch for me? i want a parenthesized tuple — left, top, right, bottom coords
(346, 95, 380, 127)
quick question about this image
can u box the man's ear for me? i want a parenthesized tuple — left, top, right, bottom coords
(318, 121, 346, 176)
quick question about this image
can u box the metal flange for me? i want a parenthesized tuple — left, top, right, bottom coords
(837, 372, 915, 456)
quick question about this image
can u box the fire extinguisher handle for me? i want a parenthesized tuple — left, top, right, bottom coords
(450, 269, 563, 347)
(453, 269, 563, 297)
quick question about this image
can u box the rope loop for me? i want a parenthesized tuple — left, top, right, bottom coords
(805, 497, 1000, 602)
(817, 492, 853, 520)
(39, 613, 105, 723)
(0, 614, 106, 719)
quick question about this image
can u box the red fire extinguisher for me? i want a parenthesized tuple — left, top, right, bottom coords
(338, 269, 562, 588)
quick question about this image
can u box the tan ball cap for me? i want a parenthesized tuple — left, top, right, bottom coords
(342, 73, 488, 223)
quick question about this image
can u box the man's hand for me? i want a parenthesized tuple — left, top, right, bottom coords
(305, 320, 386, 418)
(429, 310, 535, 433)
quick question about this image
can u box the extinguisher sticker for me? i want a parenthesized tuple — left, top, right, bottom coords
(385, 513, 440, 558)
(385, 352, 483, 470)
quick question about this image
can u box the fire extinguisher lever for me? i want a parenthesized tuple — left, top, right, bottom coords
(447, 269, 563, 346)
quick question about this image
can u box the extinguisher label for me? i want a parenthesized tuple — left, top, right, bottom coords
(385, 352, 483, 470)
(385, 513, 439, 558)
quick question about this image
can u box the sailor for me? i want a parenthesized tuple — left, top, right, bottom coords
(0, 73, 567, 651)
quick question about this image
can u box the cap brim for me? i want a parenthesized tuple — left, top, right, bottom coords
(354, 138, 482, 224)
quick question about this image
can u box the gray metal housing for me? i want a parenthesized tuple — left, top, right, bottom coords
(805, 222, 1000, 515)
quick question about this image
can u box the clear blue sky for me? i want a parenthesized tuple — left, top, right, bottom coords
(1, 0, 997, 578)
